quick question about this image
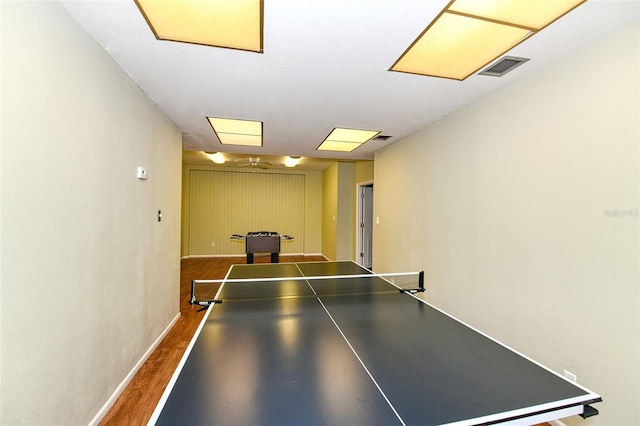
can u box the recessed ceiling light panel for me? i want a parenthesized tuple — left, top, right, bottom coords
(392, 13, 531, 81)
(317, 128, 380, 152)
(390, 0, 586, 80)
(207, 117, 263, 147)
(135, 0, 263, 52)
(449, 0, 585, 30)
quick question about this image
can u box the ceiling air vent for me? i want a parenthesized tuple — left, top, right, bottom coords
(478, 56, 530, 77)
(372, 135, 392, 141)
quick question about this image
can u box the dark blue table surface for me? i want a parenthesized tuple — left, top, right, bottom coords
(152, 261, 600, 425)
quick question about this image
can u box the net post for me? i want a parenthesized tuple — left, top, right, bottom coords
(419, 271, 424, 292)
(190, 280, 196, 305)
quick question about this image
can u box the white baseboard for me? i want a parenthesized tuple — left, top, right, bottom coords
(303, 253, 327, 258)
(186, 254, 242, 258)
(88, 312, 181, 426)
(184, 253, 328, 259)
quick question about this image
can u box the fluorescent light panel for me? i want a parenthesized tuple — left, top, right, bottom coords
(134, 0, 263, 52)
(317, 128, 380, 152)
(390, 0, 586, 80)
(208, 117, 263, 147)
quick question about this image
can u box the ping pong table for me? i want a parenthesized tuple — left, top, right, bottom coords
(149, 261, 601, 425)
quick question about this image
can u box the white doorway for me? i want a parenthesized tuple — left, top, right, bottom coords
(356, 182, 374, 269)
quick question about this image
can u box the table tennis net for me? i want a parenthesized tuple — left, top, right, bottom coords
(191, 271, 424, 306)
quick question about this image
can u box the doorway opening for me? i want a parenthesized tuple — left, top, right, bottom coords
(356, 182, 373, 269)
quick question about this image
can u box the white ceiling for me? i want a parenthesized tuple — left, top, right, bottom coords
(61, 1, 638, 169)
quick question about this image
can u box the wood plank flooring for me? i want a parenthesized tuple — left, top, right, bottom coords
(99, 255, 326, 426)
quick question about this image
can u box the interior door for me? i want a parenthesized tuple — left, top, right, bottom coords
(359, 184, 374, 269)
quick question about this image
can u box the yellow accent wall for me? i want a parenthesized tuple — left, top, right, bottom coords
(183, 160, 372, 261)
(322, 164, 339, 260)
(182, 164, 323, 257)
(354, 161, 374, 185)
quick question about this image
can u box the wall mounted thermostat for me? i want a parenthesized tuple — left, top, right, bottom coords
(137, 167, 148, 180)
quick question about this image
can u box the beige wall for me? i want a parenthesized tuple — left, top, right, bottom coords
(374, 22, 639, 426)
(182, 164, 323, 257)
(1, 2, 182, 424)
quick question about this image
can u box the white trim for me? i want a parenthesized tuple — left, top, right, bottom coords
(442, 403, 583, 426)
(446, 405, 584, 426)
(355, 181, 374, 268)
(89, 312, 181, 426)
(303, 253, 329, 259)
(184, 252, 321, 258)
(186, 254, 261, 258)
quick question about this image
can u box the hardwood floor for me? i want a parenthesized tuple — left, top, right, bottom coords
(99, 255, 325, 426)
(100, 255, 550, 426)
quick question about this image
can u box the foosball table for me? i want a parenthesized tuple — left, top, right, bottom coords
(231, 232, 294, 264)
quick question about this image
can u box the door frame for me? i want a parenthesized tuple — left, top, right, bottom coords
(356, 180, 374, 269)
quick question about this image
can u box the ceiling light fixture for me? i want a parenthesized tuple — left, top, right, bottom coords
(204, 151, 225, 164)
(284, 156, 301, 168)
(134, 0, 263, 52)
(390, 0, 586, 80)
(207, 117, 263, 147)
(317, 128, 380, 152)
